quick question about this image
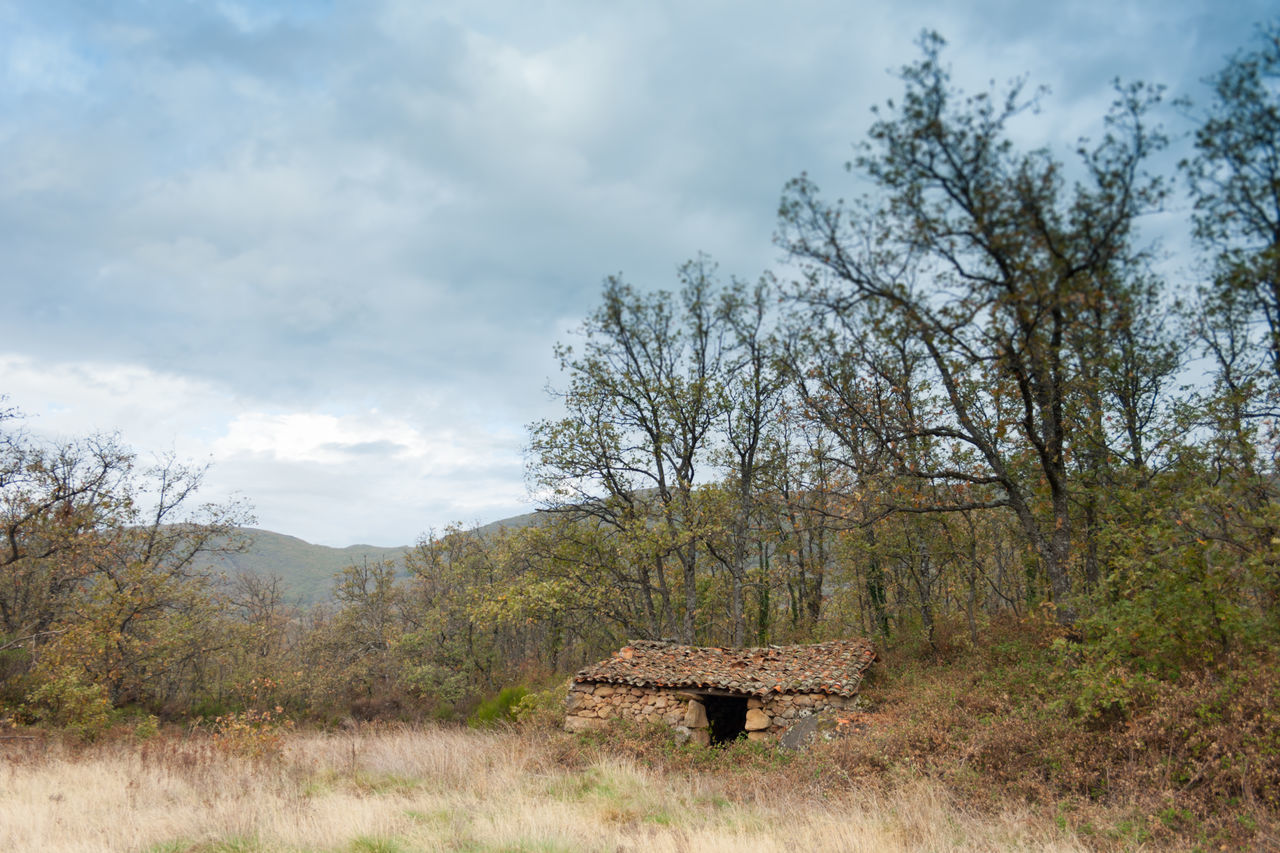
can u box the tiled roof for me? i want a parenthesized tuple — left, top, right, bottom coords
(573, 638, 876, 697)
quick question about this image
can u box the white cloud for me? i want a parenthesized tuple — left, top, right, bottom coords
(6, 35, 93, 95)
(214, 1, 284, 34)
(1, 0, 1272, 545)
(213, 409, 519, 475)
(0, 353, 237, 449)
(0, 354, 531, 547)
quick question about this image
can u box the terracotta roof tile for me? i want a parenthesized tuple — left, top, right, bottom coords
(573, 638, 876, 697)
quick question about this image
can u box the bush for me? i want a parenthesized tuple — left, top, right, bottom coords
(21, 666, 113, 741)
(468, 686, 528, 727)
(512, 679, 571, 730)
(397, 659, 470, 718)
(210, 708, 294, 759)
(133, 713, 160, 740)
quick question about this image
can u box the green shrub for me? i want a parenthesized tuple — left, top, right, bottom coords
(133, 713, 160, 740)
(397, 660, 470, 715)
(22, 666, 113, 741)
(512, 679, 571, 730)
(469, 686, 528, 727)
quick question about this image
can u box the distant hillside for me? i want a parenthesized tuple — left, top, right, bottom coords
(472, 510, 543, 537)
(200, 529, 410, 605)
(203, 512, 545, 605)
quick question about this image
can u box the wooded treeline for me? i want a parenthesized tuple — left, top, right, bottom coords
(2, 28, 1278, 729)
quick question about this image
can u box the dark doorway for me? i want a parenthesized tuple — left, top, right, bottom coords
(701, 694, 748, 745)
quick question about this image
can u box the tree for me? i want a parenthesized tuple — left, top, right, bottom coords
(0, 408, 253, 715)
(1170, 23, 1280, 634)
(32, 456, 251, 707)
(0, 422, 132, 650)
(1184, 24, 1280, 411)
(707, 274, 787, 646)
(778, 33, 1169, 621)
(528, 260, 730, 642)
(227, 570, 295, 661)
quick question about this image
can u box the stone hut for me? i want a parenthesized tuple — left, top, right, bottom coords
(565, 638, 875, 745)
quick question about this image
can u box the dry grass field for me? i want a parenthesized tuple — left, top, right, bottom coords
(0, 725, 1091, 853)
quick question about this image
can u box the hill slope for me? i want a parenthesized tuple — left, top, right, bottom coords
(203, 512, 544, 605)
(201, 529, 410, 605)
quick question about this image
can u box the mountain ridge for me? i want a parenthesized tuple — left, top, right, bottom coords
(202, 511, 543, 604)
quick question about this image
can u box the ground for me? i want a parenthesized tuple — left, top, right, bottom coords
(1, 725, 1091, 852)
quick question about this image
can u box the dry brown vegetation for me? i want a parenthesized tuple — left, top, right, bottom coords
(812, 624, 1280, 851)
(5, 615, 1279, 852)
(0, 723, 1100, 853)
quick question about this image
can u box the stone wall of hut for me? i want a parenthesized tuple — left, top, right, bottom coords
(564, 680, 857, 744)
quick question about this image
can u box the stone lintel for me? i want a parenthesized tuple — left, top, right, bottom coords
(675, 687, 753, 700)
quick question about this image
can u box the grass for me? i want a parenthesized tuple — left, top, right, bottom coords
(809, 619, 1280, 851)
(5, 618, 1276, 851)
(1, 724, 1090, 852)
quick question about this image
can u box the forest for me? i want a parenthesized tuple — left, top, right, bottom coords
(2, 25, 1279, 846)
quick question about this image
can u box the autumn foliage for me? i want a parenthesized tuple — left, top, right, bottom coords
(4, 23, 1280, 850)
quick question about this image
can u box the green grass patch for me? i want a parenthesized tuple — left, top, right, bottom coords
(346, 771, 421, 796)
(469, 686, 529, 727)
(346, 836, 409, 853)
(455, 843, 576, 853)
(402, 807, 454, 826)
(544, 766, 620, 802)
(145, 836, 262, 853)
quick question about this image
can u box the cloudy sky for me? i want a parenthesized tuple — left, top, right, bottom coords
(0, 1, 1272, 546)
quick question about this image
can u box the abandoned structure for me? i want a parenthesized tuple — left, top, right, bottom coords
(565, 638, 876, 745)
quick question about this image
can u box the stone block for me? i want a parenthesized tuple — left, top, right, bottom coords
(689, 728, 711, 747)
(745, 708, 771, 731)
(564, 715, 607, 733)
(747, 730, 773, 742)
(594, 685, 616, 697)
(779, 714, 820, 749)
(684, 699, 708, 729)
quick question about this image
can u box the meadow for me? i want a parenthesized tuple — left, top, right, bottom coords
(1, 724, 1089, 853)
